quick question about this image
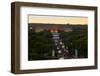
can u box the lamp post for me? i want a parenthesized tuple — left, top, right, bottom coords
(75, 49, 78, 58)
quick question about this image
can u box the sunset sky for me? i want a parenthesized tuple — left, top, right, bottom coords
(28, 15, 88, 25)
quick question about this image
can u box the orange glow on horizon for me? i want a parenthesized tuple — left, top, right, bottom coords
(28, 15, 88, 25)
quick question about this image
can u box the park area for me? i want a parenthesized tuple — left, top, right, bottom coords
(28, 23, 88, 61)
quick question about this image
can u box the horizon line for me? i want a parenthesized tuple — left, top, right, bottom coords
(28, 23, 88, 25)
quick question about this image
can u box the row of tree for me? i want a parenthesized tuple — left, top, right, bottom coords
(28, 25, 88, 60)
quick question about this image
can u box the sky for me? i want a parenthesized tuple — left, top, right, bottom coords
(28, 15, 88, 25)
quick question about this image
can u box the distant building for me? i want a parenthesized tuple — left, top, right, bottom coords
(28, 23, 72, 32)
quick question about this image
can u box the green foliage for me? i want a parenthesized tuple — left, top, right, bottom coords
(60, 26, 88, 58)
(28, 29, 55, 60)
(28, 25, 88, 60)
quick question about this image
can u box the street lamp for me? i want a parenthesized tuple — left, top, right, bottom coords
(75, 49, 78, 58)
